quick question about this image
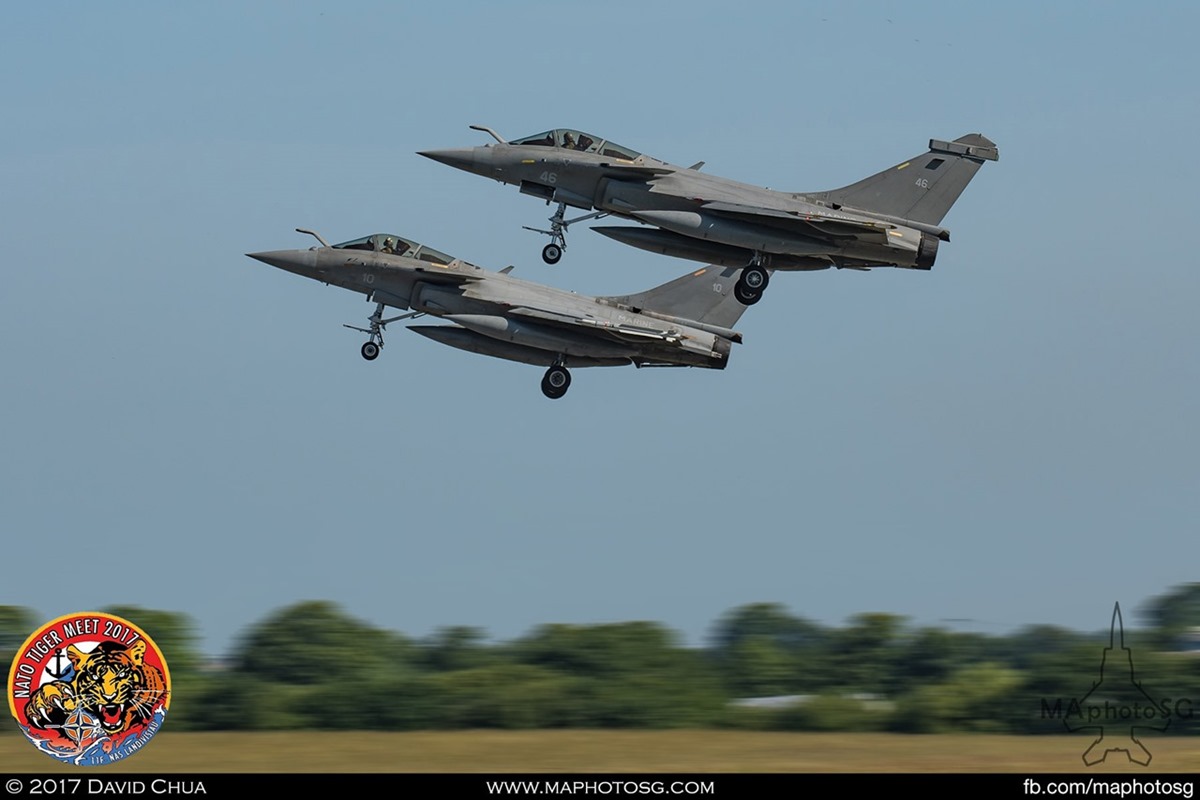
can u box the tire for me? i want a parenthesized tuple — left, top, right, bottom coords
(361, 341, 381, 361)
(734, 280, 762, 306)
(742, 266, 769, 291)
(542, 243, 563, 265)
(541, 365, 571, 398)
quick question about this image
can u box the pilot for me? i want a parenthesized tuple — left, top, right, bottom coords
(562, 132, 576, 149)
(381, 237, 396, 254)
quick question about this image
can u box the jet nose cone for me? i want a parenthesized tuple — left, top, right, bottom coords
(246, 249, 317, 276)
(246, 250, 296, 269)
(418, 147, 478, 172)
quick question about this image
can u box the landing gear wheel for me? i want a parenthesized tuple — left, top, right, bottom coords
(361, 341, 381, 361)
(741, 266, 769, 292)
(734, 266, 768, 306)
(541, 365, 571, 399)
(523, 202, 608, 265)
(734, 282, 762, 306)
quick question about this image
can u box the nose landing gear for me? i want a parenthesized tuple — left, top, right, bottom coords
(343, 301, 424, 361)
(523, 202, 607, 264)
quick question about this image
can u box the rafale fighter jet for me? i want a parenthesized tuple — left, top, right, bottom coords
(247, 230, 757, 399)
(419, 126, 998, 305)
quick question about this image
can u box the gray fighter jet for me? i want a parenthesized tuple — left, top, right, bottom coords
(247, 229, 756, 399)
(419, 126, 998, 305)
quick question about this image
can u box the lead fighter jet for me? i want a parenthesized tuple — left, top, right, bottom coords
(248, 230, 757, 399)
(420, 126, 997, 305)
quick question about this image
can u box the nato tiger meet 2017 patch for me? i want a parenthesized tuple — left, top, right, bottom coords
(7, 612, 171, 765)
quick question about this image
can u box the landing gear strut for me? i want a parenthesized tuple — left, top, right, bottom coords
(523, 202, 607, 264)
(343, 301, 423, 361)
(541, 362, 571, 399)
(734, 258, 770, 306)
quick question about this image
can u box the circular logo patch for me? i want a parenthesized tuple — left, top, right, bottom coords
(7, 612, 171, 765)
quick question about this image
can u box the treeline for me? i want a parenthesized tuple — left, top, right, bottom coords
(2, 586, 1198, 734)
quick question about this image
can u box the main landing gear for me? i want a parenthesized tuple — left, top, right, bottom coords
(523, 202, 607, 264)
(343, 301, 423, 361)
(734, 260, 770, 306)
(541, 362, 571, 399)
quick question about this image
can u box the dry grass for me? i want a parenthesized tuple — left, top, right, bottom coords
(2, 730, 1196, 773)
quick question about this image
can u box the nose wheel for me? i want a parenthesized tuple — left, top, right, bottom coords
(523, 202, 608, 264)
(352, 303, 387, 360)
(541, 364, 571, 399)
(343, 301, 424, 361)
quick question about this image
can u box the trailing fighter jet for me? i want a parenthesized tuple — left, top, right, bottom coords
(247, 229, 757, 399)
(419, 126, 998, 305)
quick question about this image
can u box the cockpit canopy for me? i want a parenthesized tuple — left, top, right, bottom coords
(508, 129, 641, 161)
(332, 234, 454, 264)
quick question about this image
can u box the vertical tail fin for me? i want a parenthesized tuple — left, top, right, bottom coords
(811, 134, 999, 225)
(603, 265, 757, 331)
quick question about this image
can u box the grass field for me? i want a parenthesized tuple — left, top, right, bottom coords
(2, 730, 1196, 773)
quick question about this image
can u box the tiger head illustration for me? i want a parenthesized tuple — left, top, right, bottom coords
(24, 640, 167, 737)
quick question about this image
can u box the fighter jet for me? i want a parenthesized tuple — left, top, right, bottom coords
(419, 126, 998, 305)
(246, 229, 757, 399)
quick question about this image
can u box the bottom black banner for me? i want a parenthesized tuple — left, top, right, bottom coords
(2, 774, 1198, 798)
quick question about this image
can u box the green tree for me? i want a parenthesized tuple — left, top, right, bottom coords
(1141, 584, 1200, 648)
(828, 613, 906, 695)
(515, 622, 724, 727)
(993, 624, 1091, 671)
(207, 601, 420, 729)
(893, 627, 994, 694)
(421, 626, 494, 672)
(432, 664, 582, 729)
(306, 672, 448, 730)
(0, 606, 38, 668)
(723, 637, 798, 697)
(709, 603, 831, 694)
(190, 677, 312, 730)
(891, 663, 1024, 733)
(710, 603, 824, 651)
(517, 621, 679, 677)
(232, 600, 416, 685)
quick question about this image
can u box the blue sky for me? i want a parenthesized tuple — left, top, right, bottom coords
(2, 2, 1197, 657)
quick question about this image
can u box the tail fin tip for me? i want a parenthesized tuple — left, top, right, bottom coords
(931, 133, 999, 162)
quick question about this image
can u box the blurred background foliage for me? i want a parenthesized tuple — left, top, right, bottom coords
(3, 585, 1197, 734)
